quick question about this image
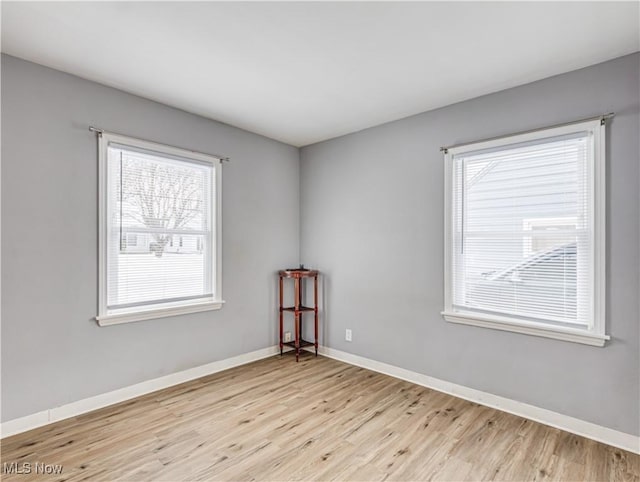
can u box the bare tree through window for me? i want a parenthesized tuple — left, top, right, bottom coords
(121, 159, 204, 257)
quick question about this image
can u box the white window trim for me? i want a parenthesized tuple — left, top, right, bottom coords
(442, 119, 608, 346)
(96, 132, 224, 326)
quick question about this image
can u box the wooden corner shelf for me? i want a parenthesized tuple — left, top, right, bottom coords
(283, 339, 315, 349)
(281, 306, 316, 312)
(279, 268, 319, 362)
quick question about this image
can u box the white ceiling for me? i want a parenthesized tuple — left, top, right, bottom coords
(2, 2, 638, 147)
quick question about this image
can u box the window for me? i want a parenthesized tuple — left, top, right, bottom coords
(97, 132, 223, 326)
(443, 119, 607, 346)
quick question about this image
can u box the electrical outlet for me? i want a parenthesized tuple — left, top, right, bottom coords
(284, 331, 292, 342)
(345, 329, 352, 342)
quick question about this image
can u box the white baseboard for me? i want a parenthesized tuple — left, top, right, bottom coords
(315, 346, 640, 455)
(3, 344, 638, 455)
(0, 345, 280, 439)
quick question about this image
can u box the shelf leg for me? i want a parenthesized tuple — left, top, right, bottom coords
(294, 277, 300, 362)
(298, 275, 303, 350)
(314, 274, 319, 357)
(279, 275, 284, 356)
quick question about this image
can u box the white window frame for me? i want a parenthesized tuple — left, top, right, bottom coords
(442, 119, 608, 346)
(96, 132, 224, 326)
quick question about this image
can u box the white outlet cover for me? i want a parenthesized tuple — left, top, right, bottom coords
(345, 329, 352, 342)
(284, 332, 292, 342)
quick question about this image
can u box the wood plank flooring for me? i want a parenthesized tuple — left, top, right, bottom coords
(1, 353, 638, 481)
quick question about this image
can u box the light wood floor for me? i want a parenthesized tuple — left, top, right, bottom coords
(2, 353, 638, 481)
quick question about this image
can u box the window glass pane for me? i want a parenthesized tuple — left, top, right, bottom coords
(106, 144, 214, 311)
(451, 134, 592, 326)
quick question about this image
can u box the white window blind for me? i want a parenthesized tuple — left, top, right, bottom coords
(443, 119, 606, 345)
(97, 132, 222, 325)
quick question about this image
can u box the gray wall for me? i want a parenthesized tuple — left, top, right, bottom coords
(1, 55, 300, 422)
(300, 53, 640, 436)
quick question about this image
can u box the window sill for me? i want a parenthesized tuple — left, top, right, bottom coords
(442, 311, 609, 347)
(97, 300, 225, 326)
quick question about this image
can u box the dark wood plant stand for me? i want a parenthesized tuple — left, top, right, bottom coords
(279, 269, 319, 362)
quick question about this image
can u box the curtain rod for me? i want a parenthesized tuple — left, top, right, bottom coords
(89, 126, 231, 162)
(440, 112, 614, 154)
